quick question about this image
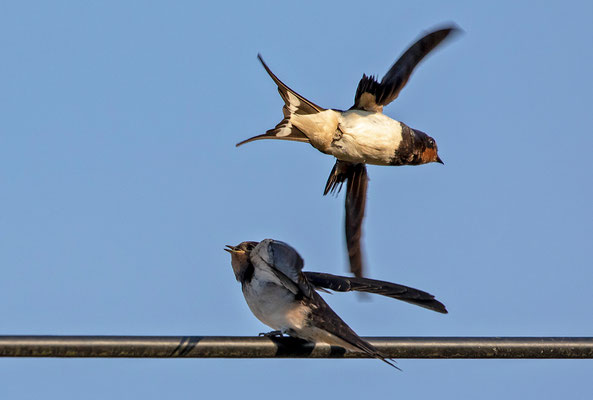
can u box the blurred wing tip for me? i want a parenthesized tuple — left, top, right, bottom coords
(431, 23, 464, 40)
(431, 22, 463, 33)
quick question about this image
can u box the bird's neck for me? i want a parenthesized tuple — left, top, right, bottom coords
(232, 261, 254, 284)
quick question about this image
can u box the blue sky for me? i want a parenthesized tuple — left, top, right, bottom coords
(1, 1, 592, 399)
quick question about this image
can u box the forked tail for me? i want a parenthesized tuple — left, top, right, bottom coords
(236, 55, 326, 147)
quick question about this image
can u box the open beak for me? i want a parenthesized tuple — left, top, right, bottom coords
(224, 245, 236, 253)
(436, 155, 444, 165)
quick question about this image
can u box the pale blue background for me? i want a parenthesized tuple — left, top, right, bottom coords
(1, 1, 592, 399)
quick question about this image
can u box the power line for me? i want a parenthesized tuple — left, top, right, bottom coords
(1, 336, 592, 359)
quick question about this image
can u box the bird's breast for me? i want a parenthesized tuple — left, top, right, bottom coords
(330, 110, 403, 165)
(242, 275, 310, 332)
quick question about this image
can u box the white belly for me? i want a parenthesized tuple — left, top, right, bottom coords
(330, 110, 403, 165)
(242, 273, 310, 333)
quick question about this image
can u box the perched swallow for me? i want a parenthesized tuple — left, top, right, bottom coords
(225, 239, 447, 369)
(237, 26, 459, 278)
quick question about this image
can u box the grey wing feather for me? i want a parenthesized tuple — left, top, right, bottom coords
(304, 271, 448, 314)
(251, 239, 314, 298)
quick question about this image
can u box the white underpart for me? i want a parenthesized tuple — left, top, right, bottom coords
(242, 273, 358, 349)
(242, 265, 310, 333)
(331, 110, 403, 165)
(290, 109, 340, 150)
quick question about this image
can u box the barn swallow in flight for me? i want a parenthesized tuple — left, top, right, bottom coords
(225, 239, 447, 369)
(236, 26, 459, 278)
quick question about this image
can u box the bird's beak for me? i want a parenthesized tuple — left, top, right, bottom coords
(224, 245, 237, 253)
(436, 156, 444, 165)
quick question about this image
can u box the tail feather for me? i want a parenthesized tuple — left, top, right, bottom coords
(257, 54, 325, 115)
(236, 55, 324, 147)
(236, 119, 310, 147)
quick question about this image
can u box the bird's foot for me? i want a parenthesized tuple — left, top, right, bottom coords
(258, 330, 284, 337)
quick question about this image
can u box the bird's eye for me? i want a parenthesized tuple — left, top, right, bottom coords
(428, 138, 435, 147)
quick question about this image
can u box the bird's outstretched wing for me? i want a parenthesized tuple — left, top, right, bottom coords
(324, 161, 368, 278)
(304, 271, 448, 314)
(352, 25, 459, 112)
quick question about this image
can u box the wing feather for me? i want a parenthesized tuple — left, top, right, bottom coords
(305, 272, 447, 313)
(352, 25, 460, 112)
(250, 239, 315, 298)
(323, 161, 368, 278)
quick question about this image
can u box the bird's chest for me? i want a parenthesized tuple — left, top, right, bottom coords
(330, 111, 403, 165)
(242, 275, 310, 332)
